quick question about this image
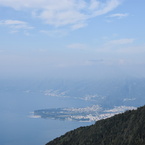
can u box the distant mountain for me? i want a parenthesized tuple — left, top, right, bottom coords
(37, 77, 145, 108)
(1, 77, 145, 108)
(46, 105, 145, 145)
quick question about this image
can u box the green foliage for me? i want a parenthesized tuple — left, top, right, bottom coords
(46, 105, 145, 145)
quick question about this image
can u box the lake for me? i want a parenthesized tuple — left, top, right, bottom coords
(0, 88, 92, 145)
(1, 77, 142, 145)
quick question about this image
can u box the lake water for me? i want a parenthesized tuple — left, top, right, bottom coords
(0, 89, 92, 145)
(1, 77, 144, 144)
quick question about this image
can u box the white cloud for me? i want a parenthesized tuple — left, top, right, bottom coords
(35, 0, 122, 29)
(108, 38, 134, 45)
(116, 45, 145, 54)
(0, 0, 122, 29)
(0, 19, 33, 32)
(71, 23, 87, 30)
(98, 38, 135, 54)
(40, 29, 68, 37)
(89, 0, 100, 10)
(91, 0, 121, 16)
(0, 20, 26, 25)
(108, 13, 129, 19)
(67, 43, 87, 50)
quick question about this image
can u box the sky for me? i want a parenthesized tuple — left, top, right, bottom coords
(0, 0, 145, 79)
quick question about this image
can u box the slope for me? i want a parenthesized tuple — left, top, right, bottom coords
(46, 105, 145, 145)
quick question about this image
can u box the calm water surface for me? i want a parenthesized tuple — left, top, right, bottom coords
(0, 90, 92, 145)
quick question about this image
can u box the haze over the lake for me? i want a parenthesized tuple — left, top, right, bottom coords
(0, 2, 145, 145)
(0, 0, 145, 79)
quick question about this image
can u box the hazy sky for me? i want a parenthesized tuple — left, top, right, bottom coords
(0, 0, 145, 79)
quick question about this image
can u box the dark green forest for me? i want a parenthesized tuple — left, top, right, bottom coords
(46, 105, 145, 145)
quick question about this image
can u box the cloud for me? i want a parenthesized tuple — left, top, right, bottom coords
(71, 23, 87, 30)
(108, 38, 134, 45)
(98, 38, 135, 54)
(34, 0, 122, 29)
(116, 45, 145, 54)
(0, 19, 33, 33)
(108, 13, 129, 19)
(0, 0, 122, 29)
(91, 0, 121, 16)
(40, 29, 68, 37)
(67, 43, 87, 50)
(84, 59, 104, 66)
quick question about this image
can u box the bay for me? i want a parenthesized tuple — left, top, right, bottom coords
(0, 89, 92, 145)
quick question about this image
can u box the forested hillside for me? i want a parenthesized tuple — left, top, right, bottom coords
(46, 105, 145, 145)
